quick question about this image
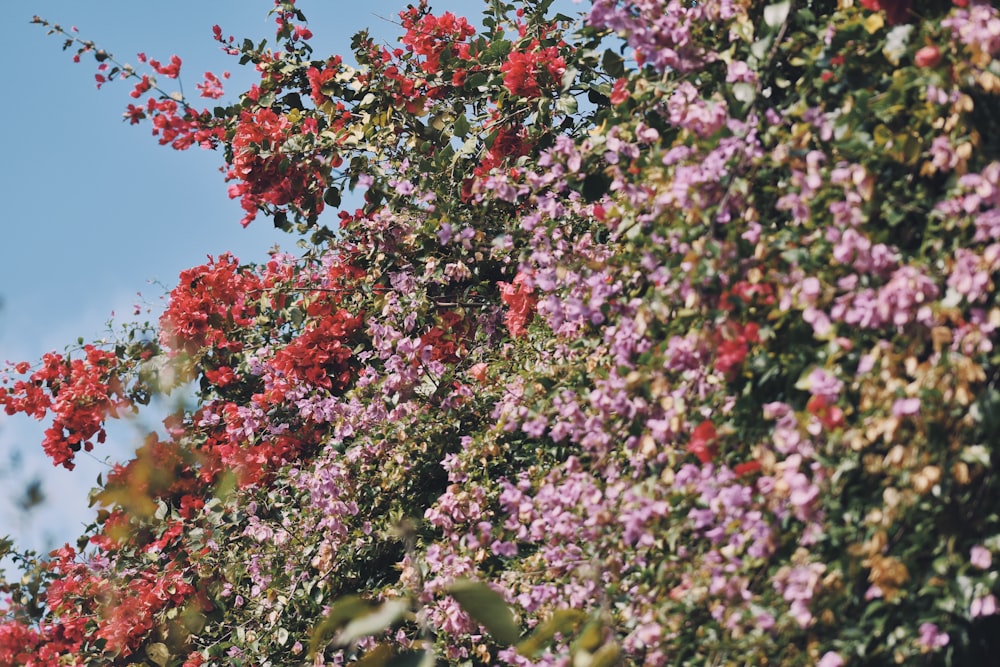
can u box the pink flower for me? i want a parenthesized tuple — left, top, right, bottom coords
(971, 545, 993, 569)
(892, 397, 921, 416)
(972, 594, 998, 618)
(918, 622, 949, 649)
(817, 652, 844, 667)
(468, 362, 489, 383)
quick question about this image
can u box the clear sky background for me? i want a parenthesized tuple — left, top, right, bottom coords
(0, 1, 583, 556)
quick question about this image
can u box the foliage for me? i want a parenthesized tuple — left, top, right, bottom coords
(4, 0, 1000, 665)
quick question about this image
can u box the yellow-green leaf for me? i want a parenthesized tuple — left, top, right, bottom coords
(517, 608, 587, 657)
(447, 579, 520, 645)
(336, 600, 408, 645)
(146, 642, 170, 667)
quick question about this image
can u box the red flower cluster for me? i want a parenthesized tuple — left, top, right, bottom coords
(94, 565, 194, 655)
(196, 70, 228, 99)
(123, 96, 225, 150)
(267, 306, 363, 396)
(462, 124, 532, 199)
(200, 403, 318, 486)
(500, 40, 566, 99)
(129, 74, 152, 98)
(714, 321, 760, 381)
(0, 620, 41, 666)
(147, 54, 182, 78)
(420, 311, 472, 363)
(154, 98, 224, 149)
(400, 6, 476, 74)
(806, 394, 845, 430)
(41, 545, 196, 659)
(306, 56, 343, 105)
(226, 108, 336, 226)
(499, 272, 538, 338)
(719, 280, 776, 311)
(159, 253, 262, 357)
(0, 347, 130, 470)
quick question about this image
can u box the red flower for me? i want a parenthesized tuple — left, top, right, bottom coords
(0, 346, 130, 469)
(688, 420, 718, 464)
(501, 40, 566, 99)
(914, 45, 941, 68)
(226, 107, 332, 226)
(205, 365, 236, 387)
(499, 272, 539, 338)
(267, 308, 363, 394)
(806, 394, 845, 430)
(734, 460, 762, 477)
(860, 0, 913, 25)
(420, 311, 471, 363)
(610, 77, 630, 105)
(714, 321, 759, 380)
(159, 253, 262, 358)
(400, 8, 475, 74)
(149, 54, 182, 78)
(306, 56, 343, 105)
(196, 71, 227, 99)
(129, 74, 152, 98)
(183, 652, 206, 667)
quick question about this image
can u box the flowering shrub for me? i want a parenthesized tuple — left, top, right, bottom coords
(4, 0, 1000, 665)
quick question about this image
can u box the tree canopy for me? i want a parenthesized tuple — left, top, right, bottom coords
(4, 0, 1000, 665)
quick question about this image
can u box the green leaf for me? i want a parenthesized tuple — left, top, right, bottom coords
(482, 39, 512, 64)
(763, 1, 791, 29)
(750, 36, 772, 62)
(386, 650, 436, 667)
(336, 600, 408, 645)
(732, 82, 756, 106)
(324, 187, 342, 208)
(309, 595, 372, 655)
(465, 71, 489, 90)
(571, 619, 605, 655)
(561, 66, 579, 91)
(517, 609, 587, 657)
(453, 114, 471, 138)
(587, 641, 621, 667)
(447, 579, 520, 645)
(601, 49, 625, 79)
(352, 644, 395, 667)
(273, 210, 290, 231)
(582, 171, 612, 203)
(557, 94, 578, 115)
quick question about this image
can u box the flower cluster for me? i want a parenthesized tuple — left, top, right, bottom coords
(0, 346, 129, 469)
(6, 1, 1000, 665)
(500, 40, 566, 99)
(226, 108, 336, 227)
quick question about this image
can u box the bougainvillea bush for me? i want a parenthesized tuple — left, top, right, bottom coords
(3, 0, 1000, 664)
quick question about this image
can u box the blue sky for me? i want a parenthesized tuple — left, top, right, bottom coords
(0, 1, 584, 555)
